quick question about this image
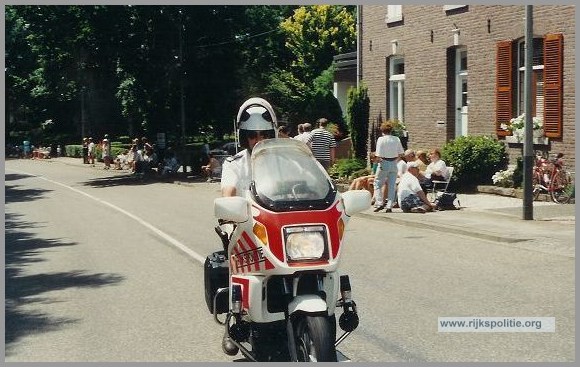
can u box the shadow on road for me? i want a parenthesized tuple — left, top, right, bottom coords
(80, 172, 209, 188)
(4, 212, 125, 355)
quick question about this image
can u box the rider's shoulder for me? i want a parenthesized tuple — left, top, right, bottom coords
(226, 150, 246, 163)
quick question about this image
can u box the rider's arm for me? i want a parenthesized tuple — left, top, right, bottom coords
(222, 186, 236, 197)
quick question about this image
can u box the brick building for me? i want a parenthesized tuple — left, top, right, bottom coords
(360, 5, 575, 169)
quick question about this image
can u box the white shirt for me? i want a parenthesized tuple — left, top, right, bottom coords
(220, 150, 252, 197)
(294, 132, 313, 146)
(375, 134, 404, 159)
(397, 160, 407, 177)
(425, 159, 449, 179)
(397, 171, 423, 208)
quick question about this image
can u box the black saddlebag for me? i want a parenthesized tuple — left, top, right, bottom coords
(204, 250, 229, 314)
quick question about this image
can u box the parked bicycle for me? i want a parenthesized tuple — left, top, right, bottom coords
(532, 152, 574, 204)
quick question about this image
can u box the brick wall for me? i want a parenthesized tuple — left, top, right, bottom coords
(361, 5, 575, 170)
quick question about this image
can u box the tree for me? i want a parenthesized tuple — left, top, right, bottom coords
(268, 5, 356, 132)
(346, 84, 370, 160)
(280, 5, 356, 81)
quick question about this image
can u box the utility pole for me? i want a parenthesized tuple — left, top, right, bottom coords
(179, 9, 186, 147)
(81, 86, 86, 138)
(522, 5, 534, 220)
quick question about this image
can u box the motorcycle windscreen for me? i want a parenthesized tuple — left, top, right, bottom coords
(250, 139, 337, 211)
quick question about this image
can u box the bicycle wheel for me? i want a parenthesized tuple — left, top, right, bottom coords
(531, 171, 542, 201)
(550, 170, 573, 204)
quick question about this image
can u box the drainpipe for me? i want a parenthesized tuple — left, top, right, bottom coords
(356, 5, 362, 89)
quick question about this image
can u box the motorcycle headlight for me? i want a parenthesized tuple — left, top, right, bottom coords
(284, 226, 327, 261)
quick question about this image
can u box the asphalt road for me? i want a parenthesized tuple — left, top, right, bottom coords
(4, 158, 575, 362)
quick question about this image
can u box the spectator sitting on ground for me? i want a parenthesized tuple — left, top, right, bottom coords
(160, 149, 180, 177)
(397, 161, 436, 213)
(114, 150, 129, 170)
(201, 153, 222, 182)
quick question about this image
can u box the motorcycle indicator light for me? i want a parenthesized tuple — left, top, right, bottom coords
(337, 217, 345, 241)
(253, 222, 268, 246)
(284, 225, 327, 261)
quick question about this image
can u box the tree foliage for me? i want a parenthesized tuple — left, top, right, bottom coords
(5, 5, 355, 145)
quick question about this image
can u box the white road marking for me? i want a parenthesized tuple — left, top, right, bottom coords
(7, 169, 206, 264)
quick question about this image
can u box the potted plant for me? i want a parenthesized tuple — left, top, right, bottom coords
(389, 119, 408, 149)
(500, 113, 544, 143)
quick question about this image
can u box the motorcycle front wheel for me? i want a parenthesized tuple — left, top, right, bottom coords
(294, 315, 337, 362)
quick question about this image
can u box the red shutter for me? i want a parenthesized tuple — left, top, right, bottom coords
(543, 33, 563, 138)
(496, 40, 512, 136)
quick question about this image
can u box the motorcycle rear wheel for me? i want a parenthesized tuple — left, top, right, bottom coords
(294, 315, 337, 362)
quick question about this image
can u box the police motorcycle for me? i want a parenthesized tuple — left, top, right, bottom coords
(204, 137, 371, 362)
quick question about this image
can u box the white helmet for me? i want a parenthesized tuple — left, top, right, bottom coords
(236, 97, 277, 148)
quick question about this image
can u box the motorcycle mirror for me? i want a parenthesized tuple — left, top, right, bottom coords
(214, 197, 250, 223)
(341, 190, 372, 216)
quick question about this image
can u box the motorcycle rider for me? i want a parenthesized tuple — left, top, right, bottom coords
(221, 97, 277, 197)
(218, 97, 277, 356)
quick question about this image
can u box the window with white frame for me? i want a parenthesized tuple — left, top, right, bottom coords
(389, 57, 405, 122)
(386, 5, 402, 23)
(517, 38, 544, 118)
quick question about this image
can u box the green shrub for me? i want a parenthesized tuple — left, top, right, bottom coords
(65, 145, 83, 158)
(328, 158, 366, 180)
(441, 135, 509, 189)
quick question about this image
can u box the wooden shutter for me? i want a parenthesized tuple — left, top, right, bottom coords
(543, 33, 563, 138)
(496, 40, 512, 136)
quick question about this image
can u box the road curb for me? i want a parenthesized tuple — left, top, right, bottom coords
(356, 211, 528, 244)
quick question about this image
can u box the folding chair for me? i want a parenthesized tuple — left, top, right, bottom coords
(429, 166, 454, 201)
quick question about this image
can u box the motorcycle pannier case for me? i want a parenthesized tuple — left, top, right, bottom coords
(204, 250, 229, 314)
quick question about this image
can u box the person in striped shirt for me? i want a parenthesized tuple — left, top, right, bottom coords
(309, 118, 337, 171)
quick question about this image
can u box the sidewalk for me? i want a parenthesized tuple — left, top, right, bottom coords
(359, 193, 575, 257)
(48, 156, 575, 257)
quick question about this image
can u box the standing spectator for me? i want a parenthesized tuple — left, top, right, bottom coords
(397, 161, 436, 213)
(294, 122, 313, 147)
(102, 134, 112, 169)
(373, 121, 404, 213)
(277, 125, 290, 138)
(87, 137, 96, 165)
(295, 123, 304, 137)
(201, 138, 210, 165)
(309, 118, 336, 171)
(56, 145, 62, 157)
(22, 140, 32, 159)
(82, 137, 89, 163)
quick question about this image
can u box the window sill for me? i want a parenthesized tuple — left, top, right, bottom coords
(505, 136, 549, 145)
